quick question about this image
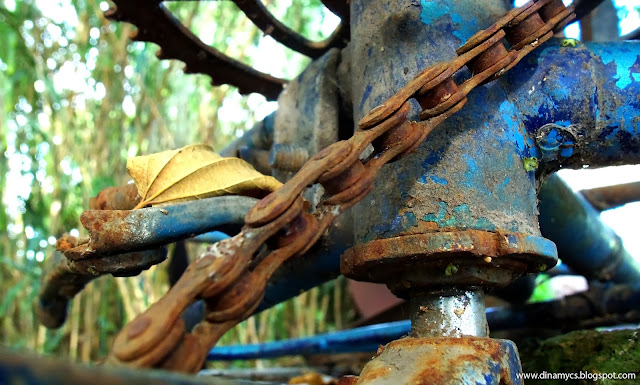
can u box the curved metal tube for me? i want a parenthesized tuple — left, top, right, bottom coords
(538, 174, 640, 283)
(232, 0, 348, 58)
(58, 195, 258, 259)
(39, 196, 257, 329)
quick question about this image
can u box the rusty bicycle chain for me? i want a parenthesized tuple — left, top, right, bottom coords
(105, 0, 574, 372)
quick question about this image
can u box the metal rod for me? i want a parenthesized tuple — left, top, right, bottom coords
(409, 289, 488, 338)
(0, 348, 253, 385)
(580, 181, 640, 211)
(59, 195, 258, 258)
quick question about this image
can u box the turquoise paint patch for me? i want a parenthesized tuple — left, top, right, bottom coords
(598, 48, 638, 89)
(419, 0, 477, 41)
(423, 201, 447, 222)
(418, 174, 448, 185)
(461, 153, 478, 189)
(419, 0, 448, 24)
(422, 203, 497, 231)
(499, 101, 526, 155)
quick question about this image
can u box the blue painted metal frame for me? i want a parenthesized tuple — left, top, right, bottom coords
(509, 41, 640, 170)
(353, 37, 640, 244)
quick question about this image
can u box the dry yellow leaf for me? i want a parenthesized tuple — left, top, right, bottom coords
(127, 144, 282, 209)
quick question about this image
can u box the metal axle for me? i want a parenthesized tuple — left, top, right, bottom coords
(409, 289, 488, 338)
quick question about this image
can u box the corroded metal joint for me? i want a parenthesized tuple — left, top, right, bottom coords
(341, 229, 557, 297)
(467, 41, 509, 75)
(415, 77, 458, 111)
(353, 337, 522, 385)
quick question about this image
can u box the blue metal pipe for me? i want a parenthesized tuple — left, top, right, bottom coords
(208, 320, 411, 360)
(506, 40, 640, 173)
(538, 174, 640, 283)
(208, 282, 640, 360)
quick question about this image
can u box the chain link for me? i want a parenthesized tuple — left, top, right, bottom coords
(105, 0, 575, 372)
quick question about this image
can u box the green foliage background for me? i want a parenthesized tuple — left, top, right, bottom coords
(0, 0, 352, 365)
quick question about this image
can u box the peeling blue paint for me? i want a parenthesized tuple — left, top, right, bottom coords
(461, 153, 479, 189)
(359, 84, 372, 111)
(419, 0, 477, 41)
(559, 147, 574, 157)
(418, 174, 448, 185)
(595, 44, 639, 89)
(422, 202, 498, 231)
(427, 175, 448, 185)
(419, 0, 449, 25)
(499, 101, 526, 156)
(423, 201, 448, 223)
(367, 211, 418, 242)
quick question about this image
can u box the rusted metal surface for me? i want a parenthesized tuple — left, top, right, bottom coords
(105, 0, 286, 100)
(89, 183, 140, 210)
(271, 49, 342, 181)
(580, 181, 640, 211)
(232, 0, 348, 58)
(350, 1, 639, 273)
(0, 348, 271, 385)
(508, 40, 640, 173)
(337, 376, 360, 385)
(55, 196, 257, 260)
(342, 229, 557, 295)
(348, 337, 522, 385)
(39, 196, 257, 329)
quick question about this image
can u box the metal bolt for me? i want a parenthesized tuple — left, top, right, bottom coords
(269, 143, 309, 172)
